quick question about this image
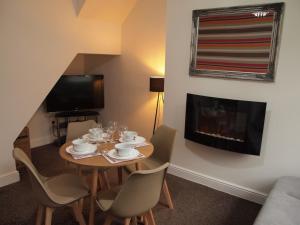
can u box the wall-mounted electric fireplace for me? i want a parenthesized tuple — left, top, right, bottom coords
(185, 94, 266, 155)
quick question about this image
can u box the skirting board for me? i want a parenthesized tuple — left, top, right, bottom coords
(30, 135, 54, 148)
(0, 170, 20, 188)
(168, 164, 267, 204)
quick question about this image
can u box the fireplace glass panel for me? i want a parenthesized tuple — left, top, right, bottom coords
(196, 105, 247, 143)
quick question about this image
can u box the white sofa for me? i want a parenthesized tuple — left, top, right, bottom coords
(253, 177, 300, 225)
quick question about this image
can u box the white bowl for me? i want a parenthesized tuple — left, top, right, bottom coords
(72, 139, 93, 152)
(122, 131, 138, 142)
(89, 128, 103, 138)
(115, 143, 135, 157)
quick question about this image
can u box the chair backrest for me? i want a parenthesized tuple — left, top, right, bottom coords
(150, 125, 176, 163)
(109, 162, 169, 218)
(12, 148, 60, 207)
(66, 120, 97, 142)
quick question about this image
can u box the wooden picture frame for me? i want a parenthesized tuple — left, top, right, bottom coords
(189, 3, 284, 81)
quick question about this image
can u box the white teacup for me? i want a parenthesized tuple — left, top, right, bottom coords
(72, 139, 91, 152)
(89, 128, 103, 139)
(123, 131, 138, 142)
(115, 143, 134, 157)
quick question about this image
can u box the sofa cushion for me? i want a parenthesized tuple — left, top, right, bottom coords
(254, 176, 300, 225)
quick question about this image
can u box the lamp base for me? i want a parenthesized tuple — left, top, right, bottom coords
(153, 92, 161, 134)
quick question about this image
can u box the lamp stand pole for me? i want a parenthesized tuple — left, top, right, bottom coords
(153, 92, 161, 134)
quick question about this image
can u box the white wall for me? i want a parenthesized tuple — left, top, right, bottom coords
(0, 0, 121, 187)
(164, 0, 300, 199)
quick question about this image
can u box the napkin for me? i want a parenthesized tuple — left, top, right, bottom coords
(71, 152, 102, 160)
(135, 142, 151, 148)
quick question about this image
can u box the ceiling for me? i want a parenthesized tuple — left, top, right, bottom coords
(78, 0, 137, 24)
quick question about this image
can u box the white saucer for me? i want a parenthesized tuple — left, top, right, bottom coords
(83, 133, 105, 142)
(119, 136, 146, 145)
(66, 145, 97, 156)
(106, 149, 140, 160)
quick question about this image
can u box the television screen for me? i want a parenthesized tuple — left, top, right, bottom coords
(46, 75, 104, 112)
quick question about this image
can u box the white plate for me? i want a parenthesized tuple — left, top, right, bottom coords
(66, 145, 97, 156)
(82, 133, 105, 142)
(119, 136, 146, 145)
(106, 149, 140, 160)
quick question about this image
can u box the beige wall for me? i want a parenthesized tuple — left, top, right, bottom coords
(79, 0, 137, 25)
(27, 0, 166, 150)
(27, 104, 55, 148)
(64, 54, 86, 75)
(0, 0, 121, 187)
(164, 0, 300, 196)
(90, 0, 166, 139)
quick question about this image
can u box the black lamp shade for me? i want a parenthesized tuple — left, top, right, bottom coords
(150, 76, 164, 92)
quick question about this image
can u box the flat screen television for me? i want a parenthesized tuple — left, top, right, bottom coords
(46, 74, 104, 112)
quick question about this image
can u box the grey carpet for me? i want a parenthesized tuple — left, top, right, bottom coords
(0, 144, 261, 225)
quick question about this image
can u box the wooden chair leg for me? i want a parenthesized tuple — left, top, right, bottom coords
(149, 209, 156, 225)
(132, 216, 138, 225)
(124, 218, 131, 225)
(118, 167, 123, 185)
(44, 207, 54, 225)
(35, 205, 44, 225)
(143, 215, 149, 225)
(138, 216, 144, 224)
(72, 202, 86, 225)
(79, 198, 84, 213)
(135, 163, 141, 170)
(103, 215, 114, 225)
(145, 209, 156, 225)
(98, 173, 104, 190)
(102, 171, 111, 189)
(163, 179, 174, 209)
(77, 166, 83, 176)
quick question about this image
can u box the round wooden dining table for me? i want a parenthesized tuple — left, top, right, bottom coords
(59, 141, 154, 225)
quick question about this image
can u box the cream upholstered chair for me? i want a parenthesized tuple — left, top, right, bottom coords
(125, 125, 176, 209)
(66, 120, 98, 142)
(97, 163, 169, 225)
(66, 120, 111, 189)
(13, 148, 88, 225)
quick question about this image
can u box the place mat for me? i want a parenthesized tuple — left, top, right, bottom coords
(102, 149, 145, 164)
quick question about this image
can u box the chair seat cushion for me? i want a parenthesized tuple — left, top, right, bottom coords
(96, 187, 121, 211)
(45, 174, 89, 205)
(254, 176, 300, 225)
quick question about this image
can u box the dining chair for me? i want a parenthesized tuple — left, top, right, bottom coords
(66, 120, 98, 142)
(97, 162, 170, 225)
(66, 120, 111, 190)
(125, 125, 176, 209)
(12, 148, 88, 225)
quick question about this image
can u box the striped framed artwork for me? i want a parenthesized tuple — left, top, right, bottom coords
(189, 3, 284, 81)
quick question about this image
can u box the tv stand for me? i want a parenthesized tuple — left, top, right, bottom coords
(54, 110, 99, 145)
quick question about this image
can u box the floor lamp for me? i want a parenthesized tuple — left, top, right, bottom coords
(150, 76, 164, 134)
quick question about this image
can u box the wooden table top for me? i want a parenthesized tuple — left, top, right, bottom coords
(59, 141, 154, 168)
